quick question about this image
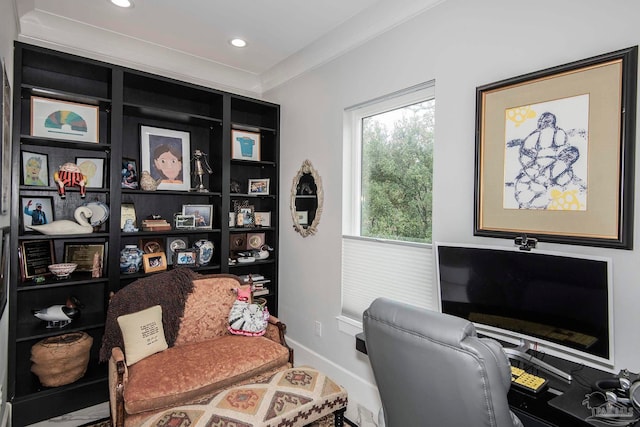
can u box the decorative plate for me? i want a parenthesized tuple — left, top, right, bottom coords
(169, 239, 187, 251)
(82, 201, 109, 227)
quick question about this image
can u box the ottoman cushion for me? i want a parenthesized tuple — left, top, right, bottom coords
(136, 367, 348, 427)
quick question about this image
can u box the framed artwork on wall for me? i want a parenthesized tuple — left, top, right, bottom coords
(475, 46, 637, 249)
(140, 125, 191, 191)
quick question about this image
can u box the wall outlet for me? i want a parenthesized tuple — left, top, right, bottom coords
(314, 321, 322, 337)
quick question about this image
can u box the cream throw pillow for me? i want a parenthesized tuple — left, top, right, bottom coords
(117, 305, 168, 366)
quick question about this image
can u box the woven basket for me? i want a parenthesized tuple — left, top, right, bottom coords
(31, 331, 93, 387)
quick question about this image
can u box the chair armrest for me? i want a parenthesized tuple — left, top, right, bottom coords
(108, 347, 127, 427)
(266, 315, 294, 364)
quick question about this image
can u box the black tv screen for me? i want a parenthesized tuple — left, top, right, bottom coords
(436, 243, 613, 366)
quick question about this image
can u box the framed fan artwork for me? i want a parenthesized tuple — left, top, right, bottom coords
(31, 97, 99, 143)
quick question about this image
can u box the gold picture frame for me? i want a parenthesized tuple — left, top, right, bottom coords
(475, 46, 637, 249)
(142, 252, 167, 273)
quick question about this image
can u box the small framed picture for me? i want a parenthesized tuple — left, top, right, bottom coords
(296, 211, 309, 226)
(21, 196, 54, 232)
(31, 96, 99, 143)
(21, 150, 49, 186)
(63, 242, 106, 272)
(234, 204, 255, 227)
(139, 237, 165, 254)
(75, 157, 105, 188)
(174, 214, 196, 229)
(254, 211, 271, 227)
(182, 204, 213, 229)
(173, 248, 198, 267)
(121, 158, 138, 189)
(166, 236, 188, 265)
(140, 125, 191, 191)
(143, 252, 167, 273)
(19, 240, 55, 281)
(248, 178, 270, 195)
(231, 129, 261, 161)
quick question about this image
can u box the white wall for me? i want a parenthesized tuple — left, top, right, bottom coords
(266, 0, 640, 418)
(0, 0, 17, 424)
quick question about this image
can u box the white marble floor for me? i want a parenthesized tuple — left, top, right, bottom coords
(25, 401, 109, 427)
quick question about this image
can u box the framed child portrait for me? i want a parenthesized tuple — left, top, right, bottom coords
(21, 151, 49, 187)
(143, 252, 167, 273)
(140, 125, 190, 191)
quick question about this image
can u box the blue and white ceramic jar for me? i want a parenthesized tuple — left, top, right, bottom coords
(194, 239, 214, 265)
(120, 245, 144, 274)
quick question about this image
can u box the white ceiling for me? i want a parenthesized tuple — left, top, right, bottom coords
(13, 0, 444, 95)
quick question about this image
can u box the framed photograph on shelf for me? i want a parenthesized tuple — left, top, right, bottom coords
(248, 178, 270, 195)
(140, 125, 191, 191)
(182, 204, 213, 229)
(233, 202, 255, 227)
(19, 240, 55, 281)
(174, 214, 196, 229)
(21, 150, 49, 186)
(63, 242, 105, 272)
(143, 252, 167, 273)
(139, 237, 164, 254)
(75, 157, 105, 188)
(121, 203, 137, 231)
(231, 129, 261, 161)
(254, 211, 271, 227)
(121, 158, 138, 189)
(21, 196, 54, 232)
(475, 46, 637, 249)
(166, 236, 188, 265)
(31, 96, 99, 143)
(173, 248, 198, 267)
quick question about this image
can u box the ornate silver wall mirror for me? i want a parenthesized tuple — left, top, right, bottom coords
(290, 160, 323, 237)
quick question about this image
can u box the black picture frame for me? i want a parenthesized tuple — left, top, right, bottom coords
(475, 46, 637, 249)
(121, 158, 138, 189)
(19, 240, 55, 281)
(21, 150, 49, 187)
(21, 196, 55, 233)
(173, 248, 199, 267)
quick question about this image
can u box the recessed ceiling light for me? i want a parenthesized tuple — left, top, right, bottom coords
(230, 38, 247, 48)
(110, 0, 133, 8)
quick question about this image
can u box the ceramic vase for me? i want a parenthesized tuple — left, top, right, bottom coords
(194, 239, 214, 265)
(120, 245, 144, 274)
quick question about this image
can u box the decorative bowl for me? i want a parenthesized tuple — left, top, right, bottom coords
(48, 263, 78, 279)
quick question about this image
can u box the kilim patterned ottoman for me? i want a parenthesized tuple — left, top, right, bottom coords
(137, 367, 348, 427)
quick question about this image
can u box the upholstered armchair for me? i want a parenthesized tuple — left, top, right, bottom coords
(363, 297, 523, 427)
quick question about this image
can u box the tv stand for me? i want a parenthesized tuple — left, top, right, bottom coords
(504, 340, 572, 382)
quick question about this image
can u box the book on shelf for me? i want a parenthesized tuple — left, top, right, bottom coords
(253, 288, 270, 297)
(142, 224, 172, 231)
(239, 274, 265, 283)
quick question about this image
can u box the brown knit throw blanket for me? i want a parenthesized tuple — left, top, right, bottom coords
(99, 268, 201, 362)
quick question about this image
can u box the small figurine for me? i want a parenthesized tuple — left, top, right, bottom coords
(122, 218, 138, 232)
(53, 162, 88, 199)
(140, 170, 161, 191)
(32, 296, 83, 328)
(92, 252, 102, 278)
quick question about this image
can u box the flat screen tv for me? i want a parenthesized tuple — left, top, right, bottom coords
(436, 243, 614, 371)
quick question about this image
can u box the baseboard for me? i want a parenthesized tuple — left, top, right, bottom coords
(287, 337, 382, 426)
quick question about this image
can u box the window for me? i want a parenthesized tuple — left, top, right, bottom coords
(341, 81, 436, 324)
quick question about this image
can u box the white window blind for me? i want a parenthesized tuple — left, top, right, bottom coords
(341, 236, 435, 321)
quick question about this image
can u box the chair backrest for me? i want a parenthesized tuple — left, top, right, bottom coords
(363, 297, 523, 427)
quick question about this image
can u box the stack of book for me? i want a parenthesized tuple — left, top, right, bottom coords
(238, 274, 271, 296)
(141, 218, 172, 232)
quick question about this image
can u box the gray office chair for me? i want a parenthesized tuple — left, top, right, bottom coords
(363, 297, 523, 427)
